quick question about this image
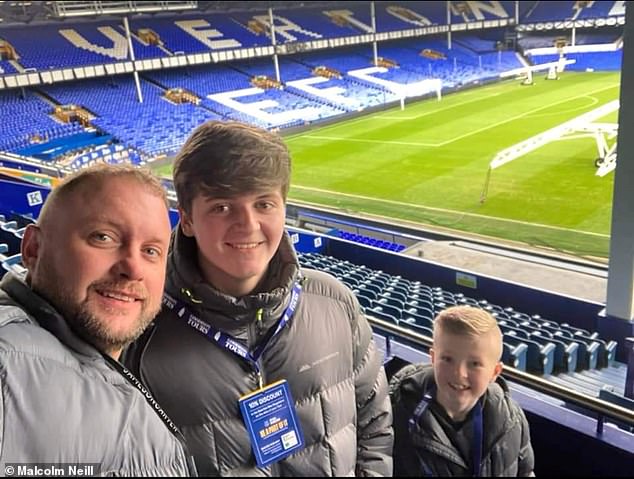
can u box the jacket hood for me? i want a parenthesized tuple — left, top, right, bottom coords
(166, 224, 300, 332)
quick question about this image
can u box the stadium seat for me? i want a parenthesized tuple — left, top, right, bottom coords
(502, 341, 528, 371)
(504, 332, 556, 375)
(403, 321, 433, 338)
(401, 311, 433, 330)
(1, 253, 26, 278)
(368, 307, 399, 325)
(370, 301, 402, 322)
(555, 332, 600, 371)
(530, 331, 579, 374)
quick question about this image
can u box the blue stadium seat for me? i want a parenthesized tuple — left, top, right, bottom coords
(555, 332, 600, 371)
(402, 321, 433, 338)
(370, 301, 402, 322)
(0, 221, 22, 256)
(378, 291, 407, 308)
(504, 332, 556, 376)
(502, 341, 528, 371)
(368, 307, 399, 325)
(400, 307, 432, 325)
(1, 253, 26, 278)
(530, 331, 579, 374)
(598, 387, 634, 432)
(353, 291, 373, 310)
(570, 332, 616, 369)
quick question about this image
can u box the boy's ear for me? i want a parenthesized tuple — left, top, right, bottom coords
(178, 206, 194, 237)
(491, 361, 503, 382)
(21, 224, 41, 271)
(430, 347, 436, 365)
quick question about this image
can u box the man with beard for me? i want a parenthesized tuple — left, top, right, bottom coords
(0, 165, 193, 475)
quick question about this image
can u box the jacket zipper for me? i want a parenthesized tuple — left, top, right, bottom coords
(250, 307, 279, 475)
(249, 308, 266, 389)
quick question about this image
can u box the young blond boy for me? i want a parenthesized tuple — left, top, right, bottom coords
(389, 305, 535, 476)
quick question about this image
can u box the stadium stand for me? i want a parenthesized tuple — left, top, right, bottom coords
(41, 76, 221, 157)
(0, 90, 84, 153)
(298, 251, 618, 376)
(0, 59, 17, 74)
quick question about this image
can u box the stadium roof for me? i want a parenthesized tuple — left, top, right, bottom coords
(0, 0, 353, 26)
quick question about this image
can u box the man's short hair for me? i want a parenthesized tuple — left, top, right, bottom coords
(173, 120, 291, 215)
(38, 164, 168, 230)
(433, 305, 501, 340)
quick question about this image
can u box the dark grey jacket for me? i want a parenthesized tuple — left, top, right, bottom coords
(0, 273, 191, 476)
(389, 363, 534, 477)
(127, 228, 393, 476)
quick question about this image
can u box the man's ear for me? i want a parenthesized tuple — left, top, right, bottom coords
(430, 347, 436, 365)
(178, 206, 194, 237)
(21, 224, 42, 271)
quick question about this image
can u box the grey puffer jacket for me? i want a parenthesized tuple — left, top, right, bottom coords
(389, 363, 534, 477)
(0, 272, 192, 476)
(128, 228, 393, 476)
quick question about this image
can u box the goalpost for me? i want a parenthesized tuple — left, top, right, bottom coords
(395, 78, 442, 110)
(500, 58, 575, 86)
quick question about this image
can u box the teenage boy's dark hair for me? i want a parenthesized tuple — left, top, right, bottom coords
(173, 120, 291, 215)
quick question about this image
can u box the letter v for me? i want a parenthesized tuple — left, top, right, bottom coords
(59, 26, 128, 60)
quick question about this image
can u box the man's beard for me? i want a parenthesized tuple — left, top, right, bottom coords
(33, 263, 158, 356)
(65, 285, 158, 355)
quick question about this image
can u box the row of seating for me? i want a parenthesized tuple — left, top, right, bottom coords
(298, 252, 618, 377)
(0, 242, 25, 279)
(337, 230, 406, 252)
(65, 143, 143, 170)
(527, 50, 623, 72)
(0, 90, 82, 153)
(526, 0, 620, 22)
(0, 231, 626, 399)
(0, 216, 26, 258)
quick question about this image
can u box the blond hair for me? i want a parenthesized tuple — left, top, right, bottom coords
(433, 305, 501, 339)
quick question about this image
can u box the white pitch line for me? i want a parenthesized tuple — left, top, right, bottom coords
(299, 135, 439, 147)
(523, 95, 599, 119)
(376, 90, 505, 121)
(291, 184, 610, 238)
(436, 83, 620, 146)
(286, 83, 510, 139)
(289, 84, 619, 149)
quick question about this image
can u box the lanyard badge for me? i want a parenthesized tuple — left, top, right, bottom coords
(239, 380, 305, 468)
(164, 280, 305, 468)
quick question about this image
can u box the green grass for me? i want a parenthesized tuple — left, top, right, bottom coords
(156, 72, 620, 259)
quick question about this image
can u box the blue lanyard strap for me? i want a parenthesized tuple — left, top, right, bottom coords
(409, 389, 435, 476)
(162, 281, 302, 372)
(472, 399, 483, 477)
(409, 386, 484, 477)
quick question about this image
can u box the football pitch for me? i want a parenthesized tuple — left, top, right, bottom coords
(157, 71, 620, 259)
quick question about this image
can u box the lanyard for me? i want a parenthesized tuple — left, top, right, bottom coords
(163, 281, 302, 387)
(409, 386, 484, 477)
(99, 353, 197, 475)
(471, 399, 483, 477)
(101, 353, 181, 436)
(3, 277, 197, 474)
